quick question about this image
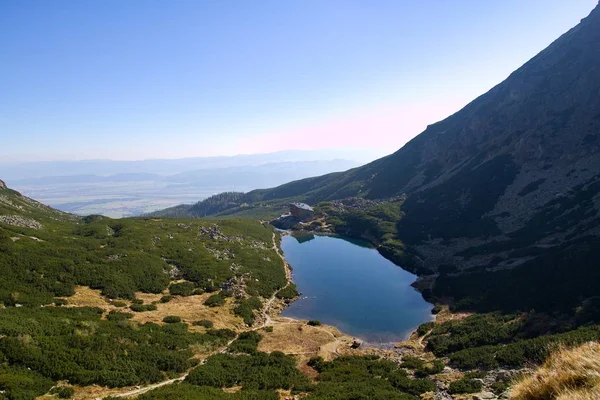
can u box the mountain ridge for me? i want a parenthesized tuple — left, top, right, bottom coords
(152, 2, 600, 315)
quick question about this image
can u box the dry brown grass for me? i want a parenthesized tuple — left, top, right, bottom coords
(433, 305, 473, 324)
(131, 292, 245, 332)
(60, 287, 245, 332)
(61, 286, 114, 309)
(258, 319, 343, 356)
(510, 342, 600, 400)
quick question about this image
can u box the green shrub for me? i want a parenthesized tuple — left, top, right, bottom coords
(137, 383, 278, 399)
(228, 331, 262, 354)
(400, 356, 444, 377)
(160, 295, 173, 303)
(106, 311, 134, 321)
(416, 321, 434, 336)
(448, 377, 483, 394)
(130, 303, 157, 312)
(193, 319, 214, 329)
(206, 329, 236, 340)
(264, 326, 273, 333)
(275, 283, 299, 300)
(163, 316, 182, 324)
(307, 320, 321, 326)
(50, 386, 75, 398)
(54, 298, 68, 306)
(169, 282, 196, 297)
(491, 380, 510, 395)
(186, 352, 310, 392)
(0, 306, 231, 389)
(400, 356, 423, 370)
(0, 365, 54, 400)
(233, 297, 262, 325)
(307, 356, 324, 369)
(204, 293, 225, 307)
(307, 355, 434, 398)
(112, 301, 127, 308)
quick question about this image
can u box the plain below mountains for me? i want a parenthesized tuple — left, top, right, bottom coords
(154, 3, 600, 317)
(6, 157, 361, 218)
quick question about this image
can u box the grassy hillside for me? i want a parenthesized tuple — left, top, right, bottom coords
(0, 184, 445, 400)
(0, 185, 285, 306)
(510, 342, 600, 400)
(0, 184, 291, 398)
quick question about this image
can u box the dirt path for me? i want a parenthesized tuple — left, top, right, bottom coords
(101, 232, 342, 399)
(259, 232, 292, 328)
(106, 233, 291, 399)
(109, 376, 186, 398)
(106, 334, 239, 399)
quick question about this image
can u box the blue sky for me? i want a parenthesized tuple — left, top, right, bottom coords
(1, 0, 596, 162)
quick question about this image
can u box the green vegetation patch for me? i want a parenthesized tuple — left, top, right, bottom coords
(307, 355, 435, 399)
(425, 312, 600, 370)
(0, 364, 54, 400)
(0, 192, 286, 307)
(186, 351, 311, 392)
(204, 292, 226, 307)
(137, 382, 278, 400)
(233, 296, 263, 325)
(228, 331, 263, 354)
(0, 306, 233, 392)
(192, 319, 214, 329)
(400, 356, 444, 377)
(448, 377, 483, 394)
(275, 282, 299, 300)
(169, 281, 196, 297)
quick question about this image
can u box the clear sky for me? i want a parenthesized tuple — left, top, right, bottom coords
(1, 0, 597, 162)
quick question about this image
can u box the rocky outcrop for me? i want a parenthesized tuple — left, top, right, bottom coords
(0, 215, 43, 229)
(0, 179, 6, 190)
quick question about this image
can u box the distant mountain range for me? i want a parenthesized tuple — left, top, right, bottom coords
(9, 160, 360, 188)
(5, 151, 368, 218)
(154, 4, 600, 315)
(0, 149, 383, 181)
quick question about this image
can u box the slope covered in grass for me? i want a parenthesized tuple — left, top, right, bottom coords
(510, 342, 600, 400)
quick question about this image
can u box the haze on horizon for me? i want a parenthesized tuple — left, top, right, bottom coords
(1, 0, 596, 163)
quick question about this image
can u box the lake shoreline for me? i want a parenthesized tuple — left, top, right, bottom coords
(275, 231, 434, 347)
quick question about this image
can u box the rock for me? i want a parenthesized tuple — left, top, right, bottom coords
(499, 390, 511, 399)
(473, 392, 498, 400)
(0, 179, 6, 190)
(0, 215, 43, 229)
(434, 390, 453, 400)
(496, 369, 513, 381)
(198, 224, 241, 242)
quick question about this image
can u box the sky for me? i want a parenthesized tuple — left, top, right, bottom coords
(1, 0, 597, 162)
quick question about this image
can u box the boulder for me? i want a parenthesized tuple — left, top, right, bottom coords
(473, 392, 498, 400)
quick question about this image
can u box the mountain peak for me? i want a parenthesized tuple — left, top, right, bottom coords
(0, 179, 6, 190)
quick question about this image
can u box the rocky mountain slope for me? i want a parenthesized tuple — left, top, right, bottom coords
(155, 3, 600, 315)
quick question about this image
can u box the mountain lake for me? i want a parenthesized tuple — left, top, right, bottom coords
(281, 233, 433, 344)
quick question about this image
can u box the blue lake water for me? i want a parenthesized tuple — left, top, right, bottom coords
(281, 233, 433, 343)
